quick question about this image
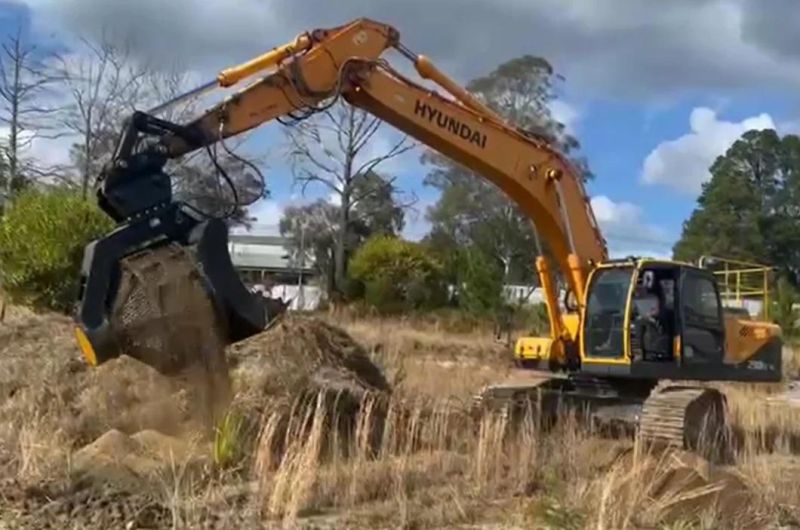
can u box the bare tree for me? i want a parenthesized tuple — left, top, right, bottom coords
(52, 34, 148, 197)
(285, 100, 416, 294)
(139, 68, 268, 226)
(0, 24, 61, 209)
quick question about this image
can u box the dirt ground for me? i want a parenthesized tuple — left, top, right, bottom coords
(2, 305, 800, 529)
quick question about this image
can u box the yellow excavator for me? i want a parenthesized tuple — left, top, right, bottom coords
(72, 18, 782, 454)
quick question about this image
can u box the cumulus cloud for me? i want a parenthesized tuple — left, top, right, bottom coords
(641, 107, 776, 195)
(17, 0, 800, 101)
(590, 195, 674, 257)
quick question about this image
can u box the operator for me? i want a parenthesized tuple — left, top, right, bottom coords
(633, 277, 672, 361)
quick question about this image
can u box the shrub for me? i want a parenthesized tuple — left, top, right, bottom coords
(349, 235, 447, 314)
(0, 187, 114, 313)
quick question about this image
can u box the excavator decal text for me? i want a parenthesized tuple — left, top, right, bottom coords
(414, 99, 487, 149)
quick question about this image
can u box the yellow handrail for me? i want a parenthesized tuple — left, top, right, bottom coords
(699, 255, 774, 319)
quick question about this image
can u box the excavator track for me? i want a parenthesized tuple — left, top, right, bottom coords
(638, 385, 730, 462)
(470, 371, 563, 422)
(471, 376, 732, 462)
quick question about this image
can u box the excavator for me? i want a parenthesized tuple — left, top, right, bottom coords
(71, 18, 783, 456)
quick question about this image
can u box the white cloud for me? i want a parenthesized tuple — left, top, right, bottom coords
(590, 195, 674, 258)
(550, 100, 581, 132)
(591, 195, 641, 226)
(641, 107, 775, 195)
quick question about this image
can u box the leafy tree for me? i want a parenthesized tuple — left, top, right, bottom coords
(456, 246, 504, 317)
(280, 200, 338, 293)
(0, 186, 114, 312)
(468, 55, 584, 161)
(772, 275, 799, 337)
(673, 129, 800, 283)
(279, 171, 406, 296)
(349, 234, 446, 313)
(424, 164, 543, 285)
(423, 55, 585, 286)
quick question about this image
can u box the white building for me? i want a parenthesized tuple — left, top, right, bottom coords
(227, 233, 320, 310)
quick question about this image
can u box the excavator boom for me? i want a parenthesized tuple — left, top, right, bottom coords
(74, 18, 606, 372)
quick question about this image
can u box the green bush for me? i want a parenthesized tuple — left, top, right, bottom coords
(0, 187, 114, 313)
(349, 235, 447, 314)
(509, 302, 551, 336)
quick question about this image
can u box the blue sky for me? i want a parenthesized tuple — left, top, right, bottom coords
(4, 0, 800, 259)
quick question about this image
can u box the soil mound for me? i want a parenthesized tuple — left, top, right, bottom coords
(226, 315, 392, 469)
(228, 314, 391, 409)
(71, 428, 209, 492)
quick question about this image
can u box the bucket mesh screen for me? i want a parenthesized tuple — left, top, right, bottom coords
(109, 243, 227, 375)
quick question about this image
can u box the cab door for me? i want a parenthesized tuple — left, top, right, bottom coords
(582, 265, 635, 362)
(678, 268, 725, 365)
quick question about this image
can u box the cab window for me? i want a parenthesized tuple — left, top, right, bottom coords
(683, 274, 721, 327)
(584, 267, 633, 358)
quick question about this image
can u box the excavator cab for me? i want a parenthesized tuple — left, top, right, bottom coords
(579, 259, 782, 382)
(73, 113, 283, 375)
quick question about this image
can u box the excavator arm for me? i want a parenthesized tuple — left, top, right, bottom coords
(75, 18, 607, 373)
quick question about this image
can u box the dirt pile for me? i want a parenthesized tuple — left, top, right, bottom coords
(0, 306, 227, 477)
(224, 315, 393, 473)
(228, 314, 391, 410)
(70, 429, 209, 492)
(0, 303, 402, 528)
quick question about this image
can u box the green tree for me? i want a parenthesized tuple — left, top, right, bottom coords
(280, 171, 406, 297)
(280, 199, 338, 294)
(349, 235, 446, 313)
(673, 129, 800, 283)
(772, 275, 799, 337)
(0, 187, 114, 312)
(456, 247, 504, 317)
(423, 55, 586, 286)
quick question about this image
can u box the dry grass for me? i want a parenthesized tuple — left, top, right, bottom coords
(4, 307, 800, 529)
(336, 314, 513, 400)
(248, 385, 800, 529)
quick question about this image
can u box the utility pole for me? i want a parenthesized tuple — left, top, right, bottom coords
(297, 219, 307, 311)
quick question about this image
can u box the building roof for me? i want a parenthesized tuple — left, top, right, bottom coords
(229, 234, 287, 246)
(230, 252, 314, 273)
(228, 231, 314, 273)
